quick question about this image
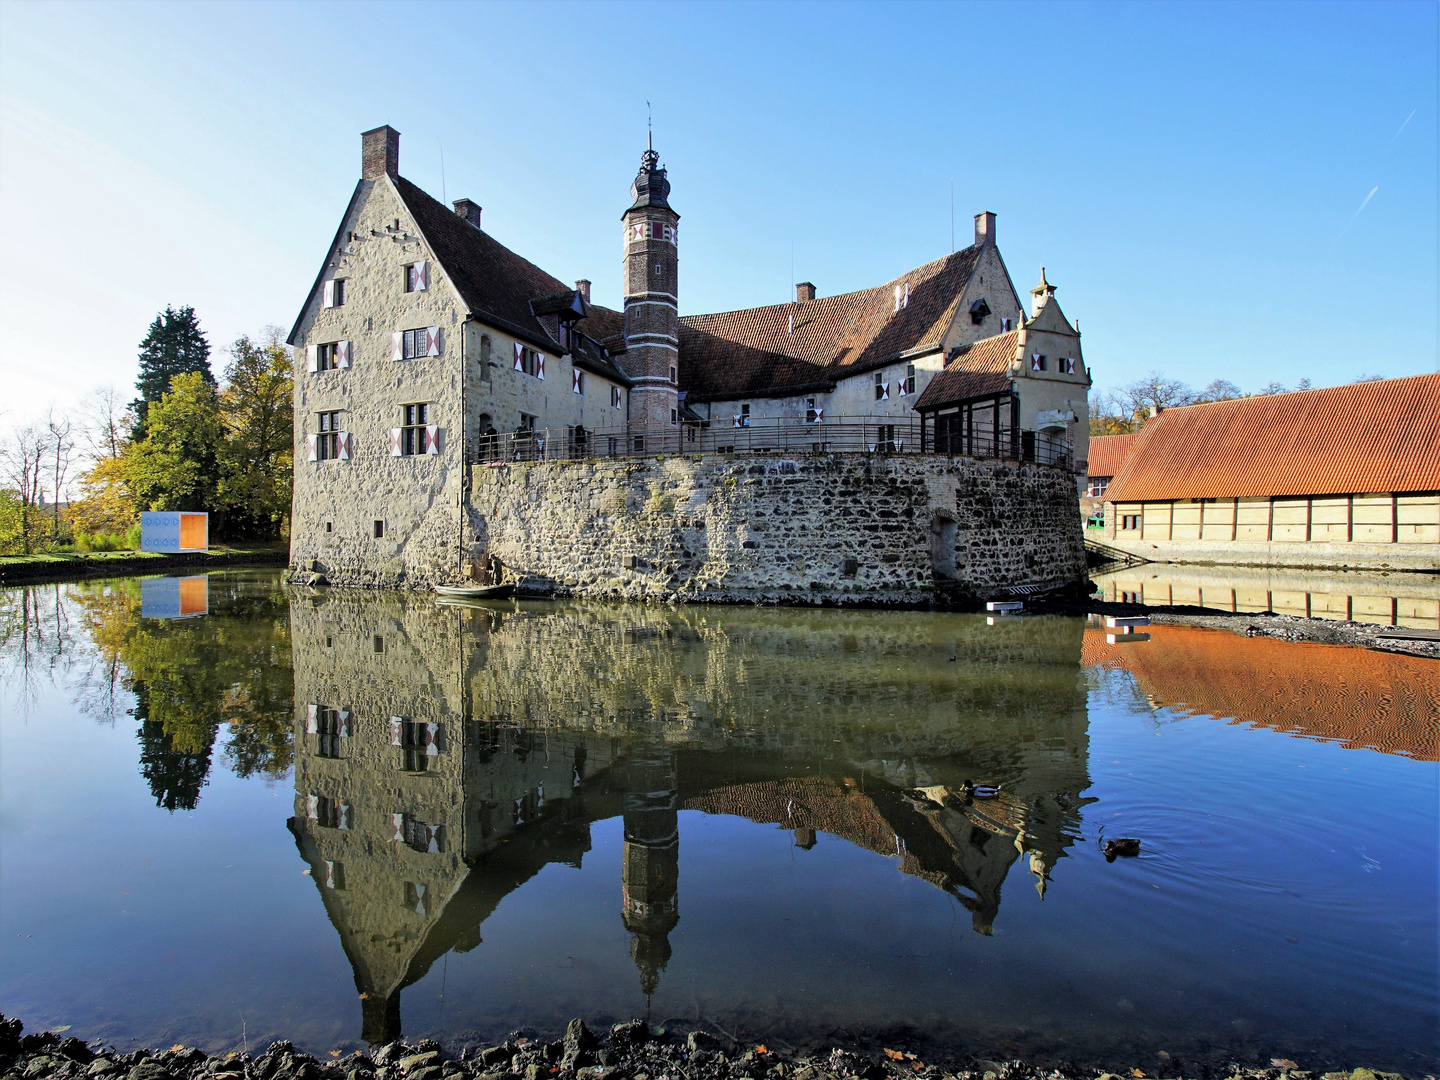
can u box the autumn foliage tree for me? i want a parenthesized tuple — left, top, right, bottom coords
(216, 332, 293, 540)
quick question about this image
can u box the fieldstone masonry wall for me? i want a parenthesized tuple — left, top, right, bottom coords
(470, 453, 1086, 605)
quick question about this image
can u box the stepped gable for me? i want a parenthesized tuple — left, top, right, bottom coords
(1105, 373, 1440, 502)
(678, 246, 983, 402)
(1087, 433, 1140, 477)
(912, 329, 1019, 409)
(392, 175, 571, 354)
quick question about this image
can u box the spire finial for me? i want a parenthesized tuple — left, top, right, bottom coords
(647, 101, 652, 151)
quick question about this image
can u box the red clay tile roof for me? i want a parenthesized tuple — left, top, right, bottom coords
(678, 247, 983, 402)
(1081, 625, 1440, 761)
(394, 175, 572, 354)
(1104, 374, 1440, 501)
(912, 330, 1019, 410)
(1086, 434, 1139, 478)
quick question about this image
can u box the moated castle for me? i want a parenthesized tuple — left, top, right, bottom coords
(286, 126, 1091, 602)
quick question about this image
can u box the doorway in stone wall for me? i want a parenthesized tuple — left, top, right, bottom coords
(930, 511, 958, 582)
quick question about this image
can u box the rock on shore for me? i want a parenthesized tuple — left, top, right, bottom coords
(0, 1015, 1413, 1080)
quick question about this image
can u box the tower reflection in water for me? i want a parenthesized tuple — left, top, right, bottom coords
(285, 591, 1092, 1044)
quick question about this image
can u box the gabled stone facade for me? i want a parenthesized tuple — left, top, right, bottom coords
(286, 127, 1091, 593)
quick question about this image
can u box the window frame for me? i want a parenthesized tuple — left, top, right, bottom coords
(316, 411, 342, 460)
(399, 402, 429, 456)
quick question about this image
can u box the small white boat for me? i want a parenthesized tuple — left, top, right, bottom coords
(433, 583, 516, 600)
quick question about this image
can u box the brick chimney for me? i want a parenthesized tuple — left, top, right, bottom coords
(575, 279, 592, 302)
(361, 125, 400, 180)
(795, 282, 816, 302)
(453, 199, 482, 229)
(974, 211, 996, 247)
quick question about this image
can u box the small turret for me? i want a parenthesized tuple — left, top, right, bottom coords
(1030, 268, 1057, 317)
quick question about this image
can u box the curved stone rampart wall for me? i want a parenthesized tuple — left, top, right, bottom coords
(470, 452, 1086, 605)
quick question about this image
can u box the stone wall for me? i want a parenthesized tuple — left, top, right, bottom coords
(470, 452, 1087, 605)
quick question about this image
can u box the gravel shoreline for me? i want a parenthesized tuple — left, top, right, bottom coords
(2, 1016, 1420, 1080)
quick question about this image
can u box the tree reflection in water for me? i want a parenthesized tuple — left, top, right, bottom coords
(284, 590, 1094, 1044)
(0, 573, 294, 810)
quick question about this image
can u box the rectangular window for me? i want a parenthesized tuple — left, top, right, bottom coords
(1061, 357, 1077, 374)
(1088, 478, 1109, 498)
(373, 634, 385, 654)
(1031, 354, 1047, 371)
(393, 719, 440, 773)
(670, 365, 677, 383)
(671, 408, 678, 423)
(904, 363, 916, 395)
(402, 329, 428, 359)
(1121, 514, 1141, 530)
(517, 348, 542, 377)
(806, 397, 819, 424)
(315, 707, 346, 759)
(400, 403, 429, 455)
(373, 520, 385, 539)
(740, 403, 750, 426)
(315, 343, 337, 372)
(332, 279, 346, 306)
(519, 413, 536, 431)
(404, 262, 428, 292)
(325, 521, 333, 533)
(874, 371, 885, 401)
(316, 411, 342, 460)
(310, 795, 350, 829)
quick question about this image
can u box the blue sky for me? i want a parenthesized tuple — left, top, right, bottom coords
(0, 0, 1435, 423)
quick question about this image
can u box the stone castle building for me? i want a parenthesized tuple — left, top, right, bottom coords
(286, 127, 1091, 596)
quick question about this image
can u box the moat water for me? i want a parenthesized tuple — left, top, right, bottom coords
(1, 571, 1436, 1073)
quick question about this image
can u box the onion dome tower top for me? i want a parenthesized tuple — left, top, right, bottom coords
(628, 146, 673, 213)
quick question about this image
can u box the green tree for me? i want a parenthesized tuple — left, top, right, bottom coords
(132, 305, 213, 435)
(217, 333, 294, 539)
(124, 372, 222, 515)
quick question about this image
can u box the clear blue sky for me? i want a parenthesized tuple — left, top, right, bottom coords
(0, 0, 1435, 422)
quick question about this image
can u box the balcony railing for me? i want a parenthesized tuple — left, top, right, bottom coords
(468, 416, 1072, 469)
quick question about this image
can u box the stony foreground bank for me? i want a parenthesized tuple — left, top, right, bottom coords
(0, 1017, 1416, 1080)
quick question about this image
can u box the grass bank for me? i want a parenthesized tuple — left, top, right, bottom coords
(0, 542, 288, 586)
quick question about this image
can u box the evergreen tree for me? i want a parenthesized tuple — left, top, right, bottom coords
(132, 305, 213, 434)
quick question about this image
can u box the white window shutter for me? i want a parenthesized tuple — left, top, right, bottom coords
(882, 382, 890, 401)
(389, 718, 404, 746)
(425, 425, 439, 455)
(307, 795, 319, 820)
(322, 280, 335, 308)
(392, 332, 404, 362)
(337, 432, 351, 461)
(390, 428, 403, 456)
(573, 370, 582, 393)
(306, 434, 318, 461)
(337, 710, 350, 737)
(424, 723, 440, 754)
(426, 327, 440, 357)
(306, 345, 318, 373)
(390, 813, 404, 842)
(415, 260, 428, 291)
(514, 342, 524, 370)
(306, 704, 318, 734)
(337, 340, 351, 369)
(536, 353, 545, 379)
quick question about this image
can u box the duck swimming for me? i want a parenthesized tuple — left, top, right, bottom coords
(962, 780, 1002, 799)
(1103, 837, 1141, 861)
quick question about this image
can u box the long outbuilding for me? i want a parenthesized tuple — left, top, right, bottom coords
(1101, 373, 1440, 570)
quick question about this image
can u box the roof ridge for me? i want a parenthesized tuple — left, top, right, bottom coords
(682, 245, 980, 322)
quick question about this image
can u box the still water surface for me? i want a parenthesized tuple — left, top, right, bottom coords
(1, 572, 1436, 1072)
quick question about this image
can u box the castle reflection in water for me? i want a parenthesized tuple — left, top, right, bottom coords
(285, 591, 1093, 1044)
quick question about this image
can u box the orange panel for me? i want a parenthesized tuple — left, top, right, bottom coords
(179, 576, 208, 615)
(179, 513, 207, 550)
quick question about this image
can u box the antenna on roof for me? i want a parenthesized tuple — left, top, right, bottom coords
(439, 139, 447, 206)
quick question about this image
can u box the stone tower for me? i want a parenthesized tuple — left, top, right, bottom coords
(622, 143, 680, 434)
(621, 749, 680, 996)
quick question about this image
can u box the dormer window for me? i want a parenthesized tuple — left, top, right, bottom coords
(969, 298, 991, 325)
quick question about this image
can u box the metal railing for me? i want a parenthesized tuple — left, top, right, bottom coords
(467, 416, 1072, 469)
